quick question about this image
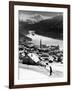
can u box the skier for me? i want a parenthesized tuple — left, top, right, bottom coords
(49, 66, 52, 76)
(46, 63, 52, 76)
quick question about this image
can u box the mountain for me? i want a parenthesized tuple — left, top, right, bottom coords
(26, 14, 43, 24)
(19, 14, 51, 24)
(19, 15, 63, 40)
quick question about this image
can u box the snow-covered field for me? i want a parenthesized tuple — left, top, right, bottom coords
(27, 33, 63, 50)
(18, 63, 63, 80)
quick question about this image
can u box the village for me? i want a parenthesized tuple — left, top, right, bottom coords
(19, 31, 63, 67)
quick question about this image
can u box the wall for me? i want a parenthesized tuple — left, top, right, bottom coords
(0, 0, 72, 90)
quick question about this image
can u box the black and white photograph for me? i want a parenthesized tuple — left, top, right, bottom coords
(9, 1, 70, 88)
(18, 10, 63, 79)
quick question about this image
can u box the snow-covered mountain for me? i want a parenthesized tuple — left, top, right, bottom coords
(19, 15, 63, 40)
(19, 14, 52, 24)
(27, 14, 43, 23)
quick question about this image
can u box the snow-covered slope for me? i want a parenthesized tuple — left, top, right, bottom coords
(26, 33, 63, 50)
(19, 14, 52, 24)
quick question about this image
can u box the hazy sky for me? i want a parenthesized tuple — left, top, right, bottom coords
(19, 10, 63, 21)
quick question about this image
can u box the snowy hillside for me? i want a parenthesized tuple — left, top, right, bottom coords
(26, 33, 63, 50)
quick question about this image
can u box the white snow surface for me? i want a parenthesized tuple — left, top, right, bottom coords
(18, 63, 63, 81)
(26, 33, 63, 50)
(28, 53, 40, 63)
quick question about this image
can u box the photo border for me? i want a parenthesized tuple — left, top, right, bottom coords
(9, 1, 70, 89)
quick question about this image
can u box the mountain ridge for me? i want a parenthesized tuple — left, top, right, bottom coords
(19, 15, 63, 40)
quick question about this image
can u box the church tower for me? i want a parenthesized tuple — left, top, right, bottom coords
(40, 39, 42, 49)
